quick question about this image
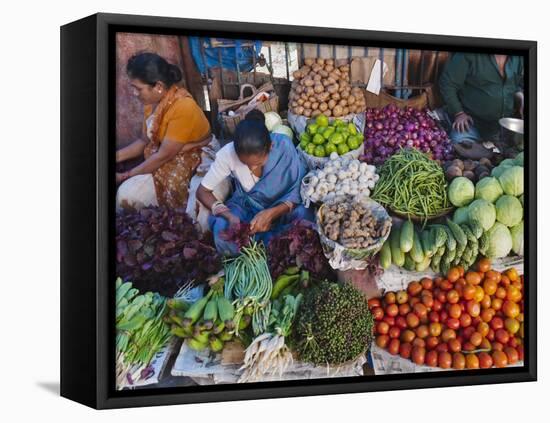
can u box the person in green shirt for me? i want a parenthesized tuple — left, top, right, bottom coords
(439, 53, 523, 143)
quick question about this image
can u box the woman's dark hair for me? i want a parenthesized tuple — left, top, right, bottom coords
(126, 52, 183, 87)
(244, 109, 266, 123)
(234, 116, 271, 157)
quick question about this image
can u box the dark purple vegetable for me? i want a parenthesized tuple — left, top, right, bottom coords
(267, 220, 334, 281)
(219, 222, 252, 251)
(361, 105, 453, 164)
(116, 207, 222, 296)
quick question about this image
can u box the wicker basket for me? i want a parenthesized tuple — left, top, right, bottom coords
(218, 82, 279, 136)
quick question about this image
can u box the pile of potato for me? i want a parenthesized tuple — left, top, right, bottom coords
(289, 58, 367, 118)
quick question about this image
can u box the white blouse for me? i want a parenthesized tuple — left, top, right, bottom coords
(201, 142, 259, 192)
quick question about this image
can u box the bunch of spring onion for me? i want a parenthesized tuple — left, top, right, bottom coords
(115, 278, 171, 388)
(239, 293, 302, 382)
(224, 241, 272, 335)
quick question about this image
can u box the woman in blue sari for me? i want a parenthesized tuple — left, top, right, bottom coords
(197, 111, 313, 255)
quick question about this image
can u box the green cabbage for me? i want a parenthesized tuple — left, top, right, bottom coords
(498, 166, 524, 196)
(272, 124, 294, 139)
(491, 164, 513, 178)
(448, 176, 475, 207)
(468, 199, 496, 231)
(495, 195, 523, 227)
(264, 112, 283, 132)
(480, 222, 513, 259)
(475, 177, 503, 203)
(509, 221, 524, 256)
(514, 152, 524, 166)
(453, 207, 470, 225)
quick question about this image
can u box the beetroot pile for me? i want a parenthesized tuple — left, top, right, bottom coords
(361, 104, 454, 165)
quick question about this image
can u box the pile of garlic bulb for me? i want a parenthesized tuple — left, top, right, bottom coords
(301, 153, 379, 205)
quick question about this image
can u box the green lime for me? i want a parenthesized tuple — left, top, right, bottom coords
(305, 143, 316, 155)
(348, 123, 358, 135)
(316, 114, 329, 127)
(347, 135, 361, 150)
(337, 143, 350, 155)
(329, 132, 344, 145)
(312, 134, 325, 145)
(325, 143, 338, 155)
(314, 145, 326, 157)
(307, 123, 319, 135)
(300, 132, 312, 143)
(322, 127, 335, 140)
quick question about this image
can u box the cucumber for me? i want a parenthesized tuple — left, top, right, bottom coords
(431, 254, 442, 273)
(432, 226, 447, 249)
(420, 229, 435, 257)
(379, 239, 392, 269)
(442, 225, 457, 251)
(404, 253, 416, 271)
(468, 221, 484, 239)
(390, 227, 405, 267)
(400, 220, 414, 253)
(446, 219, 468, 248)
(409, 230, 425, 264)
(415, 256, 432, 272)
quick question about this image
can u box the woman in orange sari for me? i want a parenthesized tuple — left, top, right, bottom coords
(116, 52, 212, 209)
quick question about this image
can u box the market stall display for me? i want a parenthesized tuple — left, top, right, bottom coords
(371, 261, 524, 370)
(289, 58, 366, 118)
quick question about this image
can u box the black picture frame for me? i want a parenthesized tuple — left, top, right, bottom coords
(60, 12, 537, 409)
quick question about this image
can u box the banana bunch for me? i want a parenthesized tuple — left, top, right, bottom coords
(167, 280, 248, 353)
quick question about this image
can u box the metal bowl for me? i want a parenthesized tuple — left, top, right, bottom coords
(499, 117, 524, 135)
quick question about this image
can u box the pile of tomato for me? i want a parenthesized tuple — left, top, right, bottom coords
(370, 258, 524, 370)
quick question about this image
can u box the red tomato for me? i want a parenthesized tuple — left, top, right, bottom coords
(409, 297, 421, 307)
(448, 338, 462, 353)
(462, 341, 476, 352)
(372, 307, 384, 321)
(376, 335, 390, 348)
(441, 328, 456, 342)
(436, 343, 449, 353)
(463, 283, 476, 301)
(478, 352, 493, 368)
(440, 280, 453, 291)
(492, 350, 509, 368)
(368, 298, 381, 309)
(448, 303, 462, 319)
(422, 295, 434, 309)
(388, 326, 401, 339)
(412, 338, 426, 349)
(446, 318, 460, 331)
(388, 338, 400, 355)
(385, 292, 397, 305)
(495, 329, 510, 345)
(383, 315, 395, 326)
(396, 290, 409, 305)
(399, 342, 412, 359)
(421, 277, 434, 290)
(432, 298, 443, 312)
(416, 325, 429, 339)
(413, 303, 428, 319)
(406, 312, 420, 328)
(480, 308, 495, 323)
(480, 294, 492, 310)
(411, 346, 426, 365)
(429, 322, 442, 337)
(386, 304, 399, 317)
(439, 310, 449, 324)
(407, 282, 423, 297)
(517, 345, 524, 361)
(466, 353, 480, 369)
(447, 289, 460, 304)
(469, 331, 483, 347)
(459, 313, 472, 328)
(395, 315, 408, 330)
(429, 311, 440, 323)
(452, 352, 466, 370)
(504, 347, 519, 365)
(491, 342, 504, 352)
(438, 351, 452, 369)
(376, 321, 390, 335)
(398, 303, 411, 316)
(486, 328, 495, 342)
(477, 258, 491, 273)
(426, 336, 439, 350)
(400, 329, 416, 344)
(462, 326, 476, 340)
(425, 350, 438, 367)
(466, 300, 481, 318)
(477, 322, 490, 337)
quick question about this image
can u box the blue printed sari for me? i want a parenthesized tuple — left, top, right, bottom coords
(209, 134, 314, 255)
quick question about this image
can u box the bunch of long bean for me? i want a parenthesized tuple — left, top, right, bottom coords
(371, 148, 449, 224)
(224, 241, 273, 335)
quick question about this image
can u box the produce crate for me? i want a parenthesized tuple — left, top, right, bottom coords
(171, 340, 366, 384)
(376, 256, 524, 293)
(370, 344, 524, 375)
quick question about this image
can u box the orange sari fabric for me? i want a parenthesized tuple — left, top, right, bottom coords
(143, 86, 210, 208)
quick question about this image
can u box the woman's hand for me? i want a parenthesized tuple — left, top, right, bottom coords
(224, 213, 241, 227)
(453, 112, 474, 133)
(250, 209, 274, 234)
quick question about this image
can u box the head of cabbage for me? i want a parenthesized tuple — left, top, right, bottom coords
(480, 222, 513, 259)
(468, 199, 496, 231)
(498, 165, 524, 196)
(271, 124, 294, 140)
(264, 112, 283, 132)
(448, 176, 475, 207)
(495, 195, 523, 227)
(475, 177, 503, 203)
(509, 221, 524, 256)
(453, 206, 470, 225)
